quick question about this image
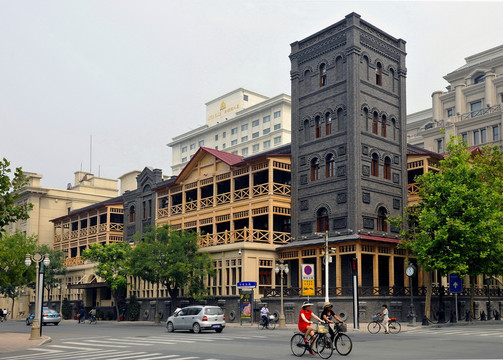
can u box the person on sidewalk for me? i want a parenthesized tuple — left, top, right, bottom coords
(298, 302, 322, 355)
(78, 307, 86, 323)
(260, 303, 270, 328)
(320, 302, 344, 341)
(378, 304, 389, 334)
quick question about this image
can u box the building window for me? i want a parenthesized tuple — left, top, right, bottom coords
(244, 94, 248, 101)
(241, 136, 248, 143)
(376, 62, 382, 86)
(437, 138, 443, 153)
(259, 268, 272, 294)
(263, 140, 271, 149)
(263, 128, 270, 135)
(252, 132, 259, 139)
(372, 112, 378, 135)
(232, 151, 238, 155)
(222, 131, 226, 138)
(198, 140, 204, 147)
(481, 128, 487, 143)
(325, 113, 332, 135)
(471, 101, 482, 116)
(274, 123, 281, 130)
(215, 134, 218, 141)
(222, 143, 226, 149)
(473, 74, 485, 84)
(474, 130, 480, 145)
(263, 115, 270, 123)
(241, 124, 248, 131)
(493, 126, 499, 141)
(129, 206, 135, 223)
(253, 144, 259, 152)
(304, 119, 310, 142)
(241, 148, 248, 155)
(317, 207, 329, 232)
(311, 158, 320, 181)
(381, 115, 387, 137)
(371, 153, 379, 177)
(363, 55, 370, 81)
(315, 116, 321, 138)
(190, 143, 195, 150)
(215, 146, 218, 150)
(274, 136, 281, 145)
(326, 154, 335, 177)
(377, 207, 388, 232)
(231, 127, 238, 135)
(461, 133, 468, 144)
(384, 157, 391, 180)
(320, 63, 327, 87)
(252, 119, 259, 127)
(182, 157, 187, 163)
(181, 146, 187, 153)
(274, 111, 281, 118)
(447, 108, 453, 117)
(231, 139, 237, 146)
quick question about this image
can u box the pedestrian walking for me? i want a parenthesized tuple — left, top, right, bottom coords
(78, 307, 86, 323)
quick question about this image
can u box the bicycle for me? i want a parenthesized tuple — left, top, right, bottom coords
(367, 315, 401, 334)
(330, 322, 352, 356)
(258, 314, 276, 330)
(88, 315, 97, 325)
(290, 322, 333, 359)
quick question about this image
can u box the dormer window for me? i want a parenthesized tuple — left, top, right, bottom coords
(473, 74, 485, 84)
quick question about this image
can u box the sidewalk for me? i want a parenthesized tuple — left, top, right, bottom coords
(0, 333, 51, 353)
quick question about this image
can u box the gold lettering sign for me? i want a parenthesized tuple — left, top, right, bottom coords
(220, 101, 226, 110)
(207, 104, 240, 121)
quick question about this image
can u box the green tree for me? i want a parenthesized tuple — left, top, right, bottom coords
(129, 225, 214, 322)
(398, 137, 503, 317)
(81, 242, 131, 321)
(37, 244, 68, 303)
(0, 158, 32, 236)
(0, 231, 37, 316)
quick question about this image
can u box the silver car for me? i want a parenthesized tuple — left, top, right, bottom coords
(166, 305, 225, 333)
(26, 307, 61, 326)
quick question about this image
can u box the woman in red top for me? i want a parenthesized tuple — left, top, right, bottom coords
(298, 301, 322, 355)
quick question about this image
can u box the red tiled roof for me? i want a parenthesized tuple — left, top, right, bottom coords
(200, 147, 244, 166)
(359, 234, 400, 244)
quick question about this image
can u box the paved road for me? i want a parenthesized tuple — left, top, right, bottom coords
(2, 320, 503, 359)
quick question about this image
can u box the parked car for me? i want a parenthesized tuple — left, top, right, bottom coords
(166, 305, 225, 333)
(26, 307, 61, 326)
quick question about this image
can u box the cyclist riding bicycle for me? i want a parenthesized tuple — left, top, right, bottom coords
(377, 304, 389, 334)
(298, 301, 322, 355)
(260, 303, 270, 328)
(89, 307, 97, 322)
(320, 302, 344, 341)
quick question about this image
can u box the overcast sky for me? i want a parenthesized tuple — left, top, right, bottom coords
(1, 1, 502, 189)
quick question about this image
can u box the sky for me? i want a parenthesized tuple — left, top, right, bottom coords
(1, 1, 502, 189)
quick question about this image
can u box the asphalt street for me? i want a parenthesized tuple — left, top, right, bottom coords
(1, 320, 503, 360)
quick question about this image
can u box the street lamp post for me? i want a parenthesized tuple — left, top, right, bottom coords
(25, 253, 50, 340)
(275, 259, 289, 328)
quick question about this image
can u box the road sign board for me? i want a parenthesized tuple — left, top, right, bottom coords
(301, 264, 315, 296)
(449, 274, 463, 293)
(301, 264, 314, 280)
(237, 281, 257, 289)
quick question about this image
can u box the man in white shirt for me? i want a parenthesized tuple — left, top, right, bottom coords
(260, 303, 270, 328)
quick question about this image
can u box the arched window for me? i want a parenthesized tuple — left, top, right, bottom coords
(372, 112, 379, 135)
(326, 154, 335, 178)
(304, 70, 311, 92)
(325, 113, 332, 135)
(377, 207, 388, 232)
(311, 158, 320, 181)
(320, 63, 327, 87)
(376, 62, 382, 86)
(384, 157, 391, 180)
(371, 153, 379, 177)
(317, 207, 329, 232)
(363, 108, 369, 131)
(390, 68, 395, 92)
(363, 56, 370, 80)
(129, 206, 136, 223)
(304, 119, 310, 142)
(315, 116, 321, 138)
(337, 108, 344, 131)
(381, 115, 387, 137)
(391, 118, 396, 140)
(335, 56, 343, 80)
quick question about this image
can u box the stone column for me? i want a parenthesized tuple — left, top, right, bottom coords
(485, 72, 496, 107)
(455, 84, 466, 115)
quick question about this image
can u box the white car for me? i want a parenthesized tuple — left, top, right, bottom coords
(166, 305, 225, 333)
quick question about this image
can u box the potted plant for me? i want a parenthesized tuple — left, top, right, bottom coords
(127, 295, 140, 321)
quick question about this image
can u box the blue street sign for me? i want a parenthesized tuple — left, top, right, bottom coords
(449, 274, 463, 293)
(237, 281, 257, 289)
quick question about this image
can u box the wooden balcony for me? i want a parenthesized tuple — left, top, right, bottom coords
(198, 228, 291, 247)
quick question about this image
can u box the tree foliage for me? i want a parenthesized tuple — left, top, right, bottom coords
(81, 242, 131, 321)
(0, 158, 32, 236)
(130, 225, 215, 303)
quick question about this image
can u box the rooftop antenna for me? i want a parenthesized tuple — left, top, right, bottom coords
(90, 135, 93, 174)
(98, 165, 101, 177)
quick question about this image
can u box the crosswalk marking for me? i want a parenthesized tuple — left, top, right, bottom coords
(96, 352, 159, 360)
(62, 341, 129, 348)
(47, 345, 94, 351)
(406, 328, 503, 339)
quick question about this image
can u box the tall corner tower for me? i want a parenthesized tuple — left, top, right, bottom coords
(290, 12, 407, 241)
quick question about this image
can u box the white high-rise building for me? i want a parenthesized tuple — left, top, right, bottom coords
(168, 88, 291, 175)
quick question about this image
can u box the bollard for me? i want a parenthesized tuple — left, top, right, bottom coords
(421, 315, 429, 326)
(450, 311, 457, 323)
(465, 310, 472, 322)
(480, 311, 486, 321)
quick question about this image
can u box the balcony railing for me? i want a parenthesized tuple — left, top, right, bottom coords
(408, 183, 420, 195)
(198, 228, 291, 247)
(63, 257, 85, 267)
(460, 104, 501, 121)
